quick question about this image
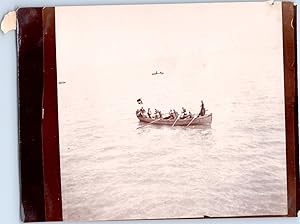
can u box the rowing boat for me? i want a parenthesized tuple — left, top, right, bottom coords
(136, 113, 212, 126)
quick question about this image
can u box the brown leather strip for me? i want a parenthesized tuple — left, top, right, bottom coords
(282, 2, 299, 217)
(42, 7, 63, 221)
(294, 4, 300, 213)
(17, 8, 46, 222)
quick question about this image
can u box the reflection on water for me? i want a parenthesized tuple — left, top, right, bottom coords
(136, 121, 212, 131)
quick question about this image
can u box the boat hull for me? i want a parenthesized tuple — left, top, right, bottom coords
(137, 113, 212, 126)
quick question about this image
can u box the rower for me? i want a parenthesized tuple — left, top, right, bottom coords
(147, 108, 152, 118)
(136, 109, 141, 117)
(154, 109, 162, 118)
(181, 107, 188, 118)
(163, 111, 170, 119)
(158, 110, 162, 118)
(137, 107, 146, 117)
(169, 109, 175, 119)
(154, 109, 160, 119)
(173, 109, 179, 118)
(188, 111, 193, 118)
(141, 107, 146, 117)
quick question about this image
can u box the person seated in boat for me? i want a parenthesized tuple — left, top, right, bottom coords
(136, 109, 142, 117)
(154, 109, 160, 119)
(147, 108, 152, 118)
(163, 110, 172, 119)
(167, 109, 176, 119)
(188, 111, 193, 118)
(141, 107, 147, 117)
(136, 107, 145, 117)
(173, 109, 179, 118)
(181, 107, 188, 119)
(155, 109, 163, 118)
(158, 110, 162, 118)
(198, 100, 206, 116)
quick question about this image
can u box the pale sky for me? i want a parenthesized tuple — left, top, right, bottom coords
(55, 2, 283, 81)
(55, 2, 284, 112)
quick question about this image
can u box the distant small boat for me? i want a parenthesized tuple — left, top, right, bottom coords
(59, 81, 66, 84)
(136, 113, 212, 126)
(152, 71, 164, 75)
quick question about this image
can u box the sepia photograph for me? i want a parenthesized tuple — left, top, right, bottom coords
(55, 2, 288, 221)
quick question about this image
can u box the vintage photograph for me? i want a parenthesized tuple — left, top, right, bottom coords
(55, 2, 287, 221)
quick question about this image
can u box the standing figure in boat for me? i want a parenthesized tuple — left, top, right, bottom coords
(199, 100, 206, 116)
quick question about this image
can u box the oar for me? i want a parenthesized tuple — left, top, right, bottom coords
(136, 118, 162, 129)
(172, 114, 181, 127)
(186, 116, 197, 127)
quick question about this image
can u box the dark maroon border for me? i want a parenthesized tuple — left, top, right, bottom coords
(17, 7, 46, 222)
(17, 7, 63, 222)
(16, 3, 298, 221)
(42, 7, 63, 221)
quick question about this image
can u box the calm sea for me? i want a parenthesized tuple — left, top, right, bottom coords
(57, 62, 287, 221)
